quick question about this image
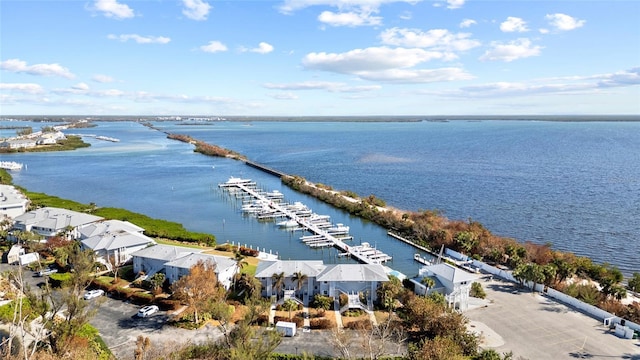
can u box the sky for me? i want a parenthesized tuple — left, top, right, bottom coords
(1, 0, 639, 116)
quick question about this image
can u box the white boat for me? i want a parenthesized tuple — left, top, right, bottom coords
(327, 223, 350, 235)
(264, 190, 284, 200)
(277, 219, 298, 228)
(308, 214, 331, 223)
(0, 161, 23, 171)
(414, 253, 432, 266)
(218, 176, 256, 187)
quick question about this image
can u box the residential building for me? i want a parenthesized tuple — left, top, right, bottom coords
(80, 220, 156, 267)
(12, 207, 103, 240)
(412, 263, 482, 311)
(164, 252, 238, 289)
(254, 260, 389, 310)
(131, 244, 239, 289)
(132, 244, 198, 278)
(0, 185, 29, 220)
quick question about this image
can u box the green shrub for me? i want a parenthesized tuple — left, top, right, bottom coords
(48, 272, 72, 288)
(344, 319, 372, 330)
(470, 282, 486, 299)
(129, 291, 154, 305)
(309, 318, 332, 329)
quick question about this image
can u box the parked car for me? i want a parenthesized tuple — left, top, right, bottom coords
(83, 289, 105, 300)
(37, 268, 58, 277)
(136, 305, 159, 318)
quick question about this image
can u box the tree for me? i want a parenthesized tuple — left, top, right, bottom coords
(282, 298, 298, 320)
(271, 272, 285, 301)
(470, 282, 486, 299)
(628, 272, 640, 292)
(312, 294, 332, 312)
(148, 272, 165, 292)
(421, 277, 435, 291)
(292, 271, 308, 299)
(171, 259, 225, 325)
(377, 275, 403, 310)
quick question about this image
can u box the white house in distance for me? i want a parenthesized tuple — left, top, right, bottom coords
(0, 184, 29, 220)
(131, 244, 239, 289)
(412, 262, 482, 311)
(12, 207, 103, 240)
(132, 244, 198, 277)
(255, 260, 389, 311)
(164, 252, 238, 289)
(79, 220, 156, 267)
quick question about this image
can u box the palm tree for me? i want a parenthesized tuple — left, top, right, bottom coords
(292, 271, 308, 299)
(271, 272, 285, 301)
(421, 277, 435, 292)
(282, 299, 298, 320)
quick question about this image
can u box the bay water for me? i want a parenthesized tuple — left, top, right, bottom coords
(2, 119, 638, 277)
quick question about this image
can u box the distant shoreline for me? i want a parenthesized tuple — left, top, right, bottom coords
(1, 114, 639, 123)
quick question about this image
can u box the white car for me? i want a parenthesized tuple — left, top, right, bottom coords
(83, 289, 104, 300)
(136, 305, 159, 318)
(37, 268, 58, 277)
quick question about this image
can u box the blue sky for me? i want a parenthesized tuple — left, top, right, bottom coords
(1, 0, 639, 116)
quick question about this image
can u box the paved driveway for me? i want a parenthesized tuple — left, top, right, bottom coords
(466, 278, 640, 360)
(89, 296, 223, 360)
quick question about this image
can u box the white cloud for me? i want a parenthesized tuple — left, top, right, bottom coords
(356, 67, 473, 83)
(302, 47, 472, 83)
(200, 41, 228, 53)
(0, 59, 75, 79)
(500, 17, 528, 32)
(459, 19, 476, 28)
(480, 38, 542, 62)
(399, 11, 412, 20)
(545, 13, 586, 31)
(242, 42, 274, 54)
(263, 81, 381, 92)
(445, 0, 465, 9)
(107, 34, 171, 44)
(92, 0, 135, 19)
(278, 0, 421, 14)
(0, 83, 43, 94)
(379, 27, 480, 52)
(92, 74, 114, 83)
(182, 0, 211, 21)
(318, 10, 382, 27)
(72, 83, 90, 91)
(268, 92, 299, 100)
(435, 68, 640, 99)
(303, 47, 452, 74)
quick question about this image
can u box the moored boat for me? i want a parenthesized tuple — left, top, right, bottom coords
(0, 161, 23, 171)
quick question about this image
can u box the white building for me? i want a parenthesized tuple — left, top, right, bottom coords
(79, 220, 156, 267)
(255, 260, 389, 310)
(412, 263, 482, 311)
(164, 252, 238, 289)
(131, 244, 239, 289)
(132, 244, 198, 277)
(0, 185, 29, 220)
(12, 207, 103, 240)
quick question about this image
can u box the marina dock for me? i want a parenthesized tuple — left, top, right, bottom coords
(219, 177, 393, 265)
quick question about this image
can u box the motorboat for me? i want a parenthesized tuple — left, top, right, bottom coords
(0, 161, 23, 171)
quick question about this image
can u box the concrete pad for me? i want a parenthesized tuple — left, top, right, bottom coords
(465, 279, 640, 360)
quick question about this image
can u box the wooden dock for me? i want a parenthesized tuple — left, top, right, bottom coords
(220, 177, 393, 265)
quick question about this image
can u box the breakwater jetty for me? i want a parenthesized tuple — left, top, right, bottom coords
(219, 177, 393, 265)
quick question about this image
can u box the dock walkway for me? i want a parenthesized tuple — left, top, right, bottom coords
(219, 177, 392, 265)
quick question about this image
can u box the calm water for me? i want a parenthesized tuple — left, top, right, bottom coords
(2, 120, 639, 277)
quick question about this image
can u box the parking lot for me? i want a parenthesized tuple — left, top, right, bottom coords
(89, 296, 223, 359)
(466, 278, 640, 360)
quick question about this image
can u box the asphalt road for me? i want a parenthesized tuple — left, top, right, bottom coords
(466, 278, 640, 360)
